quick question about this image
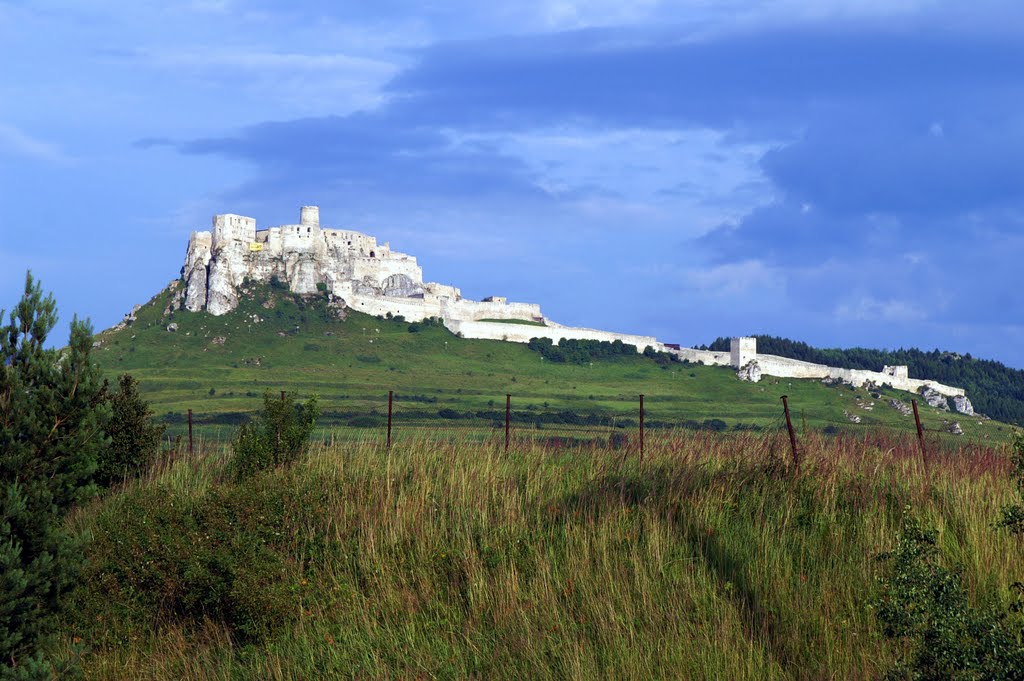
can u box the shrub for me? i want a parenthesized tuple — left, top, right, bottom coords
(315, 282, 327, 293)
(69, 474, 313, 644)
(874, 509, 1024, 679)
(228, 391, 319, 481)
(95, 373, 166, 488)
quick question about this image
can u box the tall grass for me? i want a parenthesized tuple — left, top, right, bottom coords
(61, 429, 1023, 680)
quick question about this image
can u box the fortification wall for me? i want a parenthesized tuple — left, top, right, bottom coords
(347, 292, 440, 321)
(212, 214, 256, 249)
(445, 320, 657, 350)
(351, 256, 423, 285)
(753, 354, 965, 397)
(668, 348, 732, 366)
(446, 299, 542, 322)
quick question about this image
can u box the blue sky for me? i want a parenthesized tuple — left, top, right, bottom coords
(3, 1, 1024, 365)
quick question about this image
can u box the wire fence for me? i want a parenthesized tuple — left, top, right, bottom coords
(169, 389, 1012, 461)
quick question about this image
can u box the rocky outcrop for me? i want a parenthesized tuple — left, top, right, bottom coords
(737, 361, 762, 382)
(952, 395, 975, 416)
(920, 387, 950, 411)
(183, 232, 212, 312)
(889, 399, 913, 417)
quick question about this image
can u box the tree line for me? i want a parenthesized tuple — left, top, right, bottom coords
(704, 335, 1024, 426)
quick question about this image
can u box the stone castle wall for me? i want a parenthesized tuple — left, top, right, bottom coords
(446, 320, 658, 349)
(732, 340, 966, 398)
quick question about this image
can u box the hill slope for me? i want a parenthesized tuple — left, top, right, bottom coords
(706, 335, 1024, 427)
(94, 282, 1011, 443)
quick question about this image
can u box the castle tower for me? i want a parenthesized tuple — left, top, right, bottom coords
(300, 205, 320, 228)
(730, 337, 757, 368)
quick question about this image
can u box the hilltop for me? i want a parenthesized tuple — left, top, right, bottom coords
(94, 281, 1010, 444)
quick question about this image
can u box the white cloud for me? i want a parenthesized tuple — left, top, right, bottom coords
(833, 296, 927, 323)
(0, 122, 70, 163)
(685, 259, 784, 297)
(448, 125, 777, 237)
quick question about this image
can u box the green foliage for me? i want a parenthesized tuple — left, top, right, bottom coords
(0, 273, 109, 677)
(95, 374, 165, 488)
(527, 336, 638, 364)
(69, 473, 315, 644)
(228, 391, 319, 480)
(997, 432, 1024, 535)
(706, 334, 1024, 426)
(874, 509, 1024, 680)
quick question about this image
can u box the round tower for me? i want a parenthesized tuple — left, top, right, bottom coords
(300, 205, 320, 228)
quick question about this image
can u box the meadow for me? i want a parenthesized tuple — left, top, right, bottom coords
(60, 428, 1024, 679)
(94, 282, 1010, 445)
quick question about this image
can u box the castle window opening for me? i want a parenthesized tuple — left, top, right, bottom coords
(370, 251, 375, 258)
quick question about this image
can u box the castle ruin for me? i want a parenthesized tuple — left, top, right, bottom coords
(181, 206, 972, 412)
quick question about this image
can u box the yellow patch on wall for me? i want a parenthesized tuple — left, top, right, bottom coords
(249, 243, 264, 252)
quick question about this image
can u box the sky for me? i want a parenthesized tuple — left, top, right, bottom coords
(3, 0, 1024, 366)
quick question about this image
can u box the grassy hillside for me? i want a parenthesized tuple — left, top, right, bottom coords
(58, 431, 1024, 679)
(94, 282, 1012, 444)
(707, 335, 1024, 427)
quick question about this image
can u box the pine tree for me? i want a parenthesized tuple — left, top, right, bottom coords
(0, 273, 109, 678)
(95, 373, 165, 488)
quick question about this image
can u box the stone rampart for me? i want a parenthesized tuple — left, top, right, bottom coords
(667, 348, 732, 366)
(446, 319, 657, 351)
(753, 353, 965, 397)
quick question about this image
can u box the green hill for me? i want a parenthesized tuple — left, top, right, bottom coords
(94, 282, 1010, 444)
(706, 335, 1024, 427)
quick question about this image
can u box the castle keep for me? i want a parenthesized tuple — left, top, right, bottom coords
(181, 206, 972, 412)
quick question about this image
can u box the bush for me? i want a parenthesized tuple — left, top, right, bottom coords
(69, 474, 315, 644)
(95, 373, 166, 488)
(874, 509, 1024, 679)
(228, 391, 319, 481)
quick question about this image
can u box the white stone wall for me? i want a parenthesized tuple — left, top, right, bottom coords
(753, 354, 965, 397)
(446, 299, 543, 323)
(446, 319, 657, 351)
(668, 348, 732, 366)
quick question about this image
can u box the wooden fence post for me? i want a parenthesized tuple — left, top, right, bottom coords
(781, 395, 799, 473)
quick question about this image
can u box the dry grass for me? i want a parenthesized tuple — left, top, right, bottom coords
(61, 429, 1023, 680)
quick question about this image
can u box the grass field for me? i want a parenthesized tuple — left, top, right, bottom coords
(58, 429, 1024, 679)
(94, 282, 1011, 445)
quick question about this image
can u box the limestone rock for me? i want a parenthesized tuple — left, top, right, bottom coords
(952, 395, 975, 416)
(183, 231, 213, 311)
(167, 323, 178, 332)
(737, 361, 762, 382)
(920, 387, 950, 411)
(889, 399, 913, 417)
(947, 421, 964, 435)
